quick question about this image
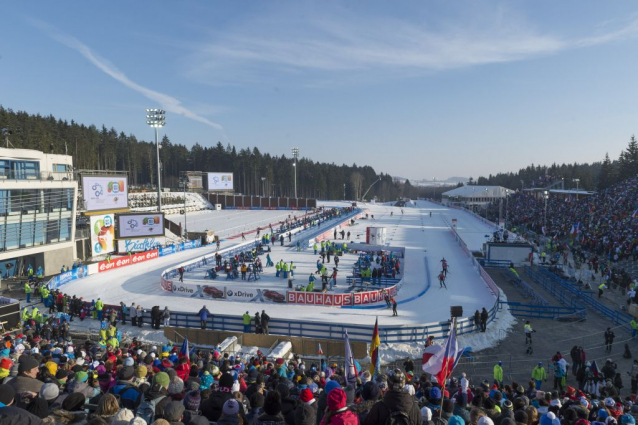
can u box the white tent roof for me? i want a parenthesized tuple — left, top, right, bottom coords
(442, 185, 512, 198)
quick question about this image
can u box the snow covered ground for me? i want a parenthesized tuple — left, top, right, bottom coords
(166, 209, 312, 239)
(61, 201, 499, 327)
(59, 199, 515, 358)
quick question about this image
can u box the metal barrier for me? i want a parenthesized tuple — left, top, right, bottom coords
(478, 259, 511, 268)
(525, 266, 633, 330)
(500, 301, 585, 320)
(501, 269, 548, 306)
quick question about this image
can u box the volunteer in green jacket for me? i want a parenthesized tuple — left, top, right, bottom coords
(95, 298, 104, 321)
(243, 311, 252, 333)
(493, 361, 504, 388)
(24, 282, 31, 303)
(532, 362, 547, 389)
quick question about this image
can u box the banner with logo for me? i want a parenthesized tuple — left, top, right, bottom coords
(90, 214, 115, 256)
(286, 285, 398, 306)
(116, 213, 165, 239)
(161, 280, 287, 303)
(98, 249, 159, 273)
(118, 237, 166, 253)
(48, 266, 89, 290)
(82, 175, 128, 212)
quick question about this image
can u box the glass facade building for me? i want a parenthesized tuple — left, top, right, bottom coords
(0, 188, 74, 252)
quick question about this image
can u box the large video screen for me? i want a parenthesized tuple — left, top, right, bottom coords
(90, 214, 116, 255)
(82, 175, 129, 212)
(116, 213, 165, 239)
(207, 172, 234, 191)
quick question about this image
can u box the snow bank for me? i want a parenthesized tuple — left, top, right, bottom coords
(268, 341, 293, 359)
(218, 336, 238, 353)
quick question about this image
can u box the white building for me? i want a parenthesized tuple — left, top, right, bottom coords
(0, 147, 77, 278)
(441, 185, 513, 210)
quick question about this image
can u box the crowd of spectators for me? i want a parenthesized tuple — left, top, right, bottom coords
(486, 176, 638, 269)
(4, 326, 638, 425)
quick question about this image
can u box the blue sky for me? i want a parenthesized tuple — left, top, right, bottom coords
(3, 1, 638, 180)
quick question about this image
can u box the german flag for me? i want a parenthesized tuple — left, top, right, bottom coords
(369, 317, 381, 377)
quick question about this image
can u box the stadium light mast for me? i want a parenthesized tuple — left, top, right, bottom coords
(543, 190, 549, 226)
(146, 109, 166, 212)
(292, 147, 299, 199)
(573, 178, 580, 201)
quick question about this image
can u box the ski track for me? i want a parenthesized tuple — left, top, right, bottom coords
(60, 201, 498, 327)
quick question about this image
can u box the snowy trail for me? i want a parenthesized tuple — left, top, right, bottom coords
(60, 202, 497, 326)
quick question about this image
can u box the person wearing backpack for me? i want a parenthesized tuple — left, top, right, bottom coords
(137, 371, 172, 423)
(364, 369, 422, 425)
(108, 366, 143, 411)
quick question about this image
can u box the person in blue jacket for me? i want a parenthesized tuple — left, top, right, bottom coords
(198, 305, 211, 329)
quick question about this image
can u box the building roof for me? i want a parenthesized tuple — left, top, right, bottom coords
(442, 185, 513, 198)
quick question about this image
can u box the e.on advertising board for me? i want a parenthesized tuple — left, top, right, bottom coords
(98, 249, 159, 273)
(116, 213, 165, 239)
(82, 176, 128, 212)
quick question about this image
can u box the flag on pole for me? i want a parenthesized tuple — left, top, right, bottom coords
(344, 330, 357, 386)
(422, 319, 461, 384)
(435, 318, 460, 384)
(179, 336, 189, 360)
(318, 343, 324, 356)
(369, 317, 381, 377)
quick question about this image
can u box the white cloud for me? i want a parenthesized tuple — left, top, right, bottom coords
(30, 19, 224, 131)
(185, 7, 638, 84)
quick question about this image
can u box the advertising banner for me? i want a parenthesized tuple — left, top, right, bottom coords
(98, 249, 159, 273)
(118, 237, 166, 253)
(90, 214, 115, 256)
(116, 213, 165, 239)
(287, 286, 398, 306)
(161, 280, 287, 303)
(82, 176, 129, 212)
(48, 266, 89, 290)
(207, 172, 234, 191)
(158, 240, 202, 257)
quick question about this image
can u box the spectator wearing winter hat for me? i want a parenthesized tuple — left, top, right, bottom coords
(182, 390, 205, 424)
(168, 376, 185, 401)
(276, 382, 299, 424)
(254, 390, 284, 424)
(163, 400, 186, 424)
(201, 372, 235, 421)
(515, 410, 529, 425)
(8, 355, 43, 395)
(49, 392, 88, 424)
(294, 388, 318, 425)
(478, 417, 495, 425)
(317, 380, 341, 423)
(218, 398, 242, 425)
(540, 412, 561, 425)
(66, 370, 100, 400)
(364, 370, 422, 425)
(0, 358, 13, 380)
(320, 387, 359, 425)
(108, 366, 143, 411)
(145, 371, 173, 420)
(351, 380, 380, 423)
(0, 383, 44, 423)
(246, 392, 265, 424)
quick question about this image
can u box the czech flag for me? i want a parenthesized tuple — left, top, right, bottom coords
(179, 336, 189, 360)
(318, 343, 323, 356)
(422, 319, 461, 384)
(369, 317, 381, 377)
